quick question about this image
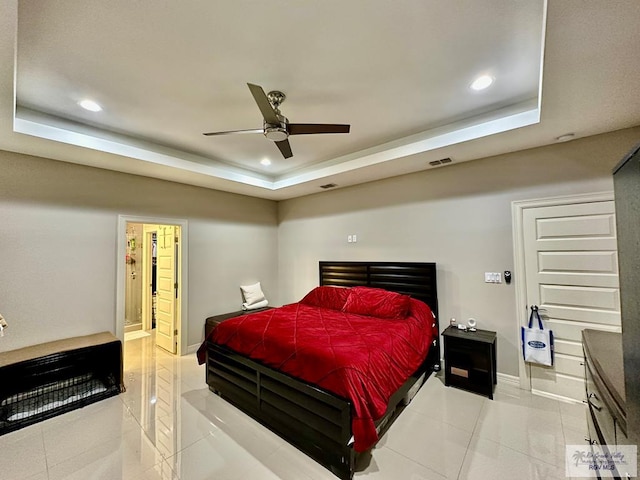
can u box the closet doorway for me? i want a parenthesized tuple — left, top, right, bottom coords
(116, 216, 189, 356)
(512, 193, 620, 402)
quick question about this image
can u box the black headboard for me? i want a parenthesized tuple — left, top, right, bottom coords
(319, 261, 439, 321)
(319, 261, 441, 371)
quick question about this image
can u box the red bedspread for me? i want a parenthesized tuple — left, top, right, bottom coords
(198, 297, 435, 452)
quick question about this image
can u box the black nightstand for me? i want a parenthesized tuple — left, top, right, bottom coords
(442, 325, 497, 399)
(204, 307, 272, 339)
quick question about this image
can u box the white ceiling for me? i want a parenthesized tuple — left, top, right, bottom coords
(2, 1, 640, 200)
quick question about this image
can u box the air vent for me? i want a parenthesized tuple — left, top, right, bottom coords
(429, 157, 453, 166)
(320, 183, 338, 189)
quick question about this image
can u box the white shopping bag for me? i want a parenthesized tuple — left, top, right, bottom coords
(521, 305, 554, 366)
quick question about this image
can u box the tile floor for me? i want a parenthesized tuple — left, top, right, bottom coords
(0, 333, 590, 479)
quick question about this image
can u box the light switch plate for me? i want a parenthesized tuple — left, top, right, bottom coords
(484, 272, 502, 283)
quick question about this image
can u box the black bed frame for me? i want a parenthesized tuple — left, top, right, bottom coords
(204, 261, 440, 479)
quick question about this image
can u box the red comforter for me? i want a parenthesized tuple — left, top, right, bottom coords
(198, 295, 436, 452)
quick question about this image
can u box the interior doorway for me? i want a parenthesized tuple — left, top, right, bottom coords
(116, 215, 189, 356)
(124, 222, 146, 334)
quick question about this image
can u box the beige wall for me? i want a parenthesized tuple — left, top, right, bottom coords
(1, 126, 638, 376)
(277, 127, 640, 376)
(0, 150, 278, 352)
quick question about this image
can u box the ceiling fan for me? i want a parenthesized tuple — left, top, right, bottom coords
(203, 83, 350, 159)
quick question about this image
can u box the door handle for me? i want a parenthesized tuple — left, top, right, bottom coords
(588, 400, 602, 412)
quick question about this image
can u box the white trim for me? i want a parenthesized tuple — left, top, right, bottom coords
(187, 344, 200, 355)
(511, 192, 614, 393)
(275, 102, 540, 188)
(15, 101, 540, 191)
(531, 389, 585, 405)
(14, 111, 273, 189)
(512, 191, 614, 210)
(536, 0, 548, 114)
(140, 229, 154, 332)
(117, 215, 189, 356)
(497, 372, 520, 388)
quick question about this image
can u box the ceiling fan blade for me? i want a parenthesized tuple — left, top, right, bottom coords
(247, 83, 280, 125)
(203, 129, 263, 136)
(288, 123, 350, 135)
(275, 139, 293, 159)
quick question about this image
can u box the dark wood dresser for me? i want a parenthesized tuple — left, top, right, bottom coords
(583, 330, 626, 444)
(582, 329, 633, 479)
(613, 142, 640, 471)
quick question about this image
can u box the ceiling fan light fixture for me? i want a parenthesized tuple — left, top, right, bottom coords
(264, 126, 288, 142)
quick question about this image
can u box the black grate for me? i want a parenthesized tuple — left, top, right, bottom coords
(1, 374, 109, 422)
(0, 339, 122, 435)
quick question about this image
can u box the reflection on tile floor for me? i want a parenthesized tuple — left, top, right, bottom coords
(0, 332, 589, 479)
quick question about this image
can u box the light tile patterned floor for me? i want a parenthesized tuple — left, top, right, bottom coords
(0, 333, 589, 479)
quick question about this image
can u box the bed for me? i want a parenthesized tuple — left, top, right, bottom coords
(198, 261, 440, 479)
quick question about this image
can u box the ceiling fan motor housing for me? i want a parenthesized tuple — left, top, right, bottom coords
(264, 114, 289, 142)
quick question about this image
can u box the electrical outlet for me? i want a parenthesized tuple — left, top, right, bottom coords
(352, 234, 357, 243)
(347, 235, 353, 243)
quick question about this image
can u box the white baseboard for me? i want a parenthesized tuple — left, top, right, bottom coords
(496, 372, 520, 387)
(531, 388, 584, 405)
(186, 343, 200, 355)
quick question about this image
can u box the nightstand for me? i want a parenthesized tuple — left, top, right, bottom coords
(204, 307, 272, 339)
(442, 325, 497, 399)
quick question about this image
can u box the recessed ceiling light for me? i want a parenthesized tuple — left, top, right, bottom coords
(470, 75, 494, 91)
(555, 133, 575, 142)
(78, 99, 102, 112)
(260, 158, 271, 166)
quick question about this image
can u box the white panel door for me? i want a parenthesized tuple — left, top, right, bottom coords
(156, 225, 177, 354)
(523, 201, 621, 401)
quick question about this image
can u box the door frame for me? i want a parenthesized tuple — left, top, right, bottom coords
(116, 215, 189, 355)
(141, 229, 154, 332)
(511, 191, 613, 392)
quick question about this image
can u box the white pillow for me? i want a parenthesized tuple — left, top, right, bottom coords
(240, 282, 266, 306)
